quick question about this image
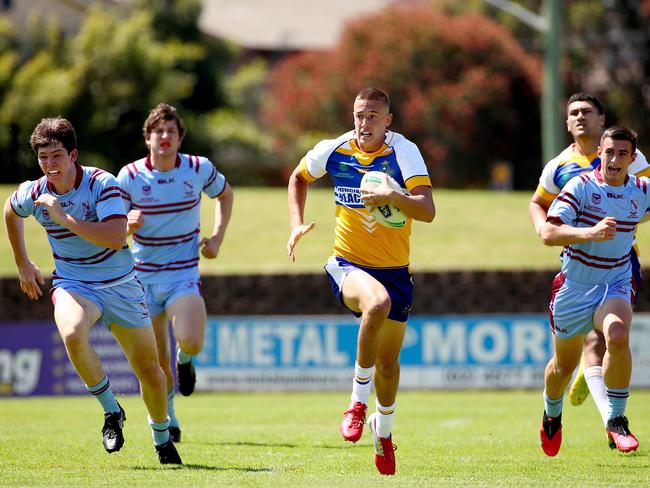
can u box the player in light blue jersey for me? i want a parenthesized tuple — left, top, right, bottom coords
(3, 117, 181, 464)
(537, 126, 645, 456)
(529, 92, 650, 437)
(117, 103, 233, 442)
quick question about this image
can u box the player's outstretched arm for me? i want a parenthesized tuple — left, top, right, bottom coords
(201, 181, 234, 259)
(539, 216, 617, 246)
(3, 197, 45, 300)
(287, 166, 316, 262)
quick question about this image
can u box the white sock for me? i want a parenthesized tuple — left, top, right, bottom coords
(350, 362, 374, 405)
(585, 366, 608, 426)
(375, 399, 396, 438)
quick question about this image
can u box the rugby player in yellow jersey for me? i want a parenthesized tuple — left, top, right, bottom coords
(529, 92, 650, 445)
(287, 87, 435, 475)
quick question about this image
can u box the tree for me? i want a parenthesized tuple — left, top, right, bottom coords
(264, 4, 542, 188)
(0, 5, 232, 181)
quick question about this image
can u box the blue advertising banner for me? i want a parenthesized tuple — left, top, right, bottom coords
(0, 321, 140, 396)
(194, 314, 650, 390)
(194, 315, 556, 390)
(3, 314, 650, 395)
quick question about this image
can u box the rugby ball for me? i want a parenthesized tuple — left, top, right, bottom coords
(360, 171, 409, 229)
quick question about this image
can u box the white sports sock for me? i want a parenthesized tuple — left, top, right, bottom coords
(584, 366, 608, 426)
(350, 363, 374, 405)
(375, 399, 396, 438)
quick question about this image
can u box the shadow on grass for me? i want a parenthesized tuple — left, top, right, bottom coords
(191, 440, 360, 450)
(131, 464, 272, 472)
(192, 440, 298, 448)
(317, 443, 364, 450)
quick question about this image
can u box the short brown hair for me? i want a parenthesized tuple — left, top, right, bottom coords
(30, 117, 77, 154)
(355, 87, 390, 111)
(601, 125, 637, 153)
(143, 103, 186, 139)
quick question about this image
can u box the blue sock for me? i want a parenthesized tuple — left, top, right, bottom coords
(606, 387, 629, 420)
(177, 349, 193, 365)
(86, 376, 119, 414)
(167, 389, 180, 428)
(543, 390, 563, 418)
(149, 416, 171, 446)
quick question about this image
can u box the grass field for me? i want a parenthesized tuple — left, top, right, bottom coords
(2, 183, 640, 277)
(1, 390, 649, 487)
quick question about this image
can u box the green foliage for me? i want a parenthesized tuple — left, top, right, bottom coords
(0, 4, 233, 181)
(1, 391, 649, 486)
(263, 4, 542, 189)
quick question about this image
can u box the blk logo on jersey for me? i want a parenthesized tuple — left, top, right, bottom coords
(157, 177, 175, 184)
(607, 192, 623, 199)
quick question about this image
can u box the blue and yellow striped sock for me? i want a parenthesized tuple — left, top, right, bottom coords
(86, 376, 119, 414)
(375, 400, 396, 439)
(606, 387, 629, 420)
(149, 415, 171, 446)
(351, 362, 374, 405)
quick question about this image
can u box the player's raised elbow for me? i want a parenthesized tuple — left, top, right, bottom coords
(538, 224, 560, 247)
(423, 204, 436, 222)
(411, 188, 435, 222)
(106, 236, 127, 251)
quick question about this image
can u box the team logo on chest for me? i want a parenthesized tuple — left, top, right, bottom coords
(591, 193, 601, 205)
(183, 180, 194, 197)
(378, 160, 393, 176)
(629, 199, 638, 219)
(82, 201, 94, 220)
(142, 185, 152, 196)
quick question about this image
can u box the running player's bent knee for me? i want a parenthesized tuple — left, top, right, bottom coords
(605, 329, 630, 354)
(61, 328, 88, 351)
(363, 295, 391, 320)
(137, 363, 166, 389)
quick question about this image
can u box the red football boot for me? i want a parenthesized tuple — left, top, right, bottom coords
(368, 413, 396, 475)
(540, 411, 562, 457)
(607, 416, 639, 453)
(339, 401, 367, 443)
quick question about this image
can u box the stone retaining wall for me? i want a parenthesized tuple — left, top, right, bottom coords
(0, 269, 606, 320)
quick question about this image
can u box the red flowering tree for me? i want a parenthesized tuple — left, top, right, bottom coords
(264, 5, 542, 188)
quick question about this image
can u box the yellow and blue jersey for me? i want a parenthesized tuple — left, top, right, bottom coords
(298, 130, 431, 268)
(535, 145, 650, 207)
